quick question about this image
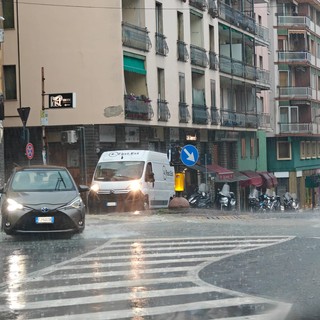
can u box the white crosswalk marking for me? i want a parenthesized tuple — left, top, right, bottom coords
(0, 236, 294, 320)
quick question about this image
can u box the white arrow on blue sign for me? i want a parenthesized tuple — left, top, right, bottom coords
(180, 144, 199, 166)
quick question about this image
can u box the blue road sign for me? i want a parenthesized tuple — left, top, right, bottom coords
(180, 144, 199, 166)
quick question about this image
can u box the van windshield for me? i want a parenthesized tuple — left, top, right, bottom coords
(94, 161, 144, 181)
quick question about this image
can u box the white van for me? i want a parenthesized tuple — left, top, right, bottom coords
(88, 150, 175, 213)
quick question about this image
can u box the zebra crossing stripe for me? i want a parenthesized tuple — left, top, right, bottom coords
(0, 236, 294, 320)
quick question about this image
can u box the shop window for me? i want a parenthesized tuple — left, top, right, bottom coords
(300, 141, 305, 159)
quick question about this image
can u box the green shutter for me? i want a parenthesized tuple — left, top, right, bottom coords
(123, 56, 146, 75)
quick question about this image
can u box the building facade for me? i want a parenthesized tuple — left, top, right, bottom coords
(2, 0, 272, 208)
(269, 0, 320, 207)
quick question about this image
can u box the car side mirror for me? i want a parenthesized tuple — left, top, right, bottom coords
(78, 185, 90, 192)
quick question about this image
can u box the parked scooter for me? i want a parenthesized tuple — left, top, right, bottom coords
(283, 192, 299, 211)
(188, 184, 213, 208)
(216, 183, 236, 211)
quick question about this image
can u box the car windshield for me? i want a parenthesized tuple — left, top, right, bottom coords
(11, 169, 75, 191)
(94, 161, 144, 181)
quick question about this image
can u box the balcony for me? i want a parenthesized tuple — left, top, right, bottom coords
(208, 0, 218, 18)
(278, 51, 311, 64)
(209, 51, 219, 70)
(278, 16, 311, 28)
(278, 87, 312, 100)
(157, 100, 170, 121)
(177, 40, 189, 62)
(192, 105, 209, 124)
(211, 107, 220, 125)
(179, 102, 191, 123)
(220, 109, 258, 128)
(189, 0, 207, 11)
(258, 113, 271, 128)
(217, 2, 268, 46)
(124, 94, 154, 120)
(256, 69, 270, 88)
(122, 22, 152, 52)
(155, 33, 169, 56)
(279, 123, 317, 134)
(190, 45, 208, 68)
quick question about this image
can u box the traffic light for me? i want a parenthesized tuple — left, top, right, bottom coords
(169, 145, 182, 166)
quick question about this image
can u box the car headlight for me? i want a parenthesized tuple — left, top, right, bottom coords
(128, 180, 141, 192)
(64, 197, 83, 210)
(90, 183, 100, 193)
(6, 198, 24, 212)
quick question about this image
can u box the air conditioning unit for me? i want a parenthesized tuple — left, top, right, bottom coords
(61, 130, 78, 144)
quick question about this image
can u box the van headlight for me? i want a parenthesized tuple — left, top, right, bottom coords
(90, 183, 100, 193)
(128, 180, 141, 192)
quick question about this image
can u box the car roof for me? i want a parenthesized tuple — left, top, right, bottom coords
(14, 165, 68, 172)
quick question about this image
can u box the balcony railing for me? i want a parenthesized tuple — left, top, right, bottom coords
(157, 99, 170, 121)
(279, 87, 312, 100)
(279, 123, 316, 134)
(179, 102, 191, 123)
(122, 22, 152, 52)
(190, 45, 208, 67)
(278, 51, 311, 63)
(217, 2, 269, 45)
(211, 107, 220, 125)
(177, 40, 189, 62)
(258, 113, 271, 128)
(155, 33, 169, 56)
(189, 0, 207, 11)
(208, 0, 218, 18)
(220, 109, 258, 128)
(256, 69, 270, 88)
(278, 16, 311, 28)
(124, 94, 154, 120)
(209, 51, 219, 70)
(192, 105, 209, 124)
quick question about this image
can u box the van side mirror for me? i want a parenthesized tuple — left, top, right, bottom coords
(148, 173, 155, 183)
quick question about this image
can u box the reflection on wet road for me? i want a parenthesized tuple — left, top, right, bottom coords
(0, 236, 293, 319)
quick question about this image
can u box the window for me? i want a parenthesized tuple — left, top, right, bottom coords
(241, 138, 246, 159)
(157, 68, 165, 100)
(179, 73, 186, 103)
(277, 141, 291, 160)
(250, 138, 255, 159)
(3, 0, 14, 29)
(210, 80, 216, 108)
(306, 141, 311, 159)
(155, 2, 163, 34)
(317, 141, 320, 158)
(177, 11, 184, 41)
(3, 65, 17, 100)
(300, 141, 305, 159)
(312, 141, 317, 158)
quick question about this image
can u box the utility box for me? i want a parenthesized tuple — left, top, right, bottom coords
(61, 130, 78, 144)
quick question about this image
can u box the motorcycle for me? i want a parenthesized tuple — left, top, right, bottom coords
(248, 196, 260, 212)
(188, 186, 213, 208)
(283, 192, 299, 211)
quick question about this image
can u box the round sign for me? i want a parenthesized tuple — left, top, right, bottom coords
(26, 143, 34, 160)
(180, 144, 199, 167)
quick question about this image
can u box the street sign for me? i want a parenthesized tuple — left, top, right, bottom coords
(25, 142, 34, 160)
(18, 107, 30, 126)
(180, 144, 199, 166)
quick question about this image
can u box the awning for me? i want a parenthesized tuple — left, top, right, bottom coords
(190, 164, 249, 183)
(206, 164, 234, 181)
(258, 172, 278, 189)
(240, 170, 263, 187)
(123, 55, 146, 75)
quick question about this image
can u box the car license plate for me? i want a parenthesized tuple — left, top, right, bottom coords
(35, 216, 54, 224)
(106, 202, 116, 207)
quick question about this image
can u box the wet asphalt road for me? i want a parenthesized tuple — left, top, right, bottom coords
(0, 208, 320, 319)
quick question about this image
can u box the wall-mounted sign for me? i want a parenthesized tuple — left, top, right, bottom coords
(48, 93, 76, 109)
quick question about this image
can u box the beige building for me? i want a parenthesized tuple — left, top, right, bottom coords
(2, 0, 271, 201)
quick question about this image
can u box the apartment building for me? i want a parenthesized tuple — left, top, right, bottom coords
(2, 0, 272, 208)
(269, 0, 320, 207)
